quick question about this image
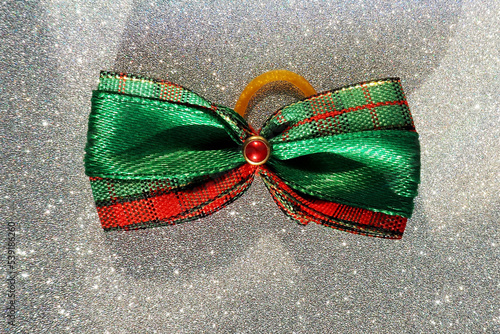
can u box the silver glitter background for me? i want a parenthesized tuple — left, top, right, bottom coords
(1, 0, 499, 332)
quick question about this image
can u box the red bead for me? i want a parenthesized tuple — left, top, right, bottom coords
(243, 137, 270, 165)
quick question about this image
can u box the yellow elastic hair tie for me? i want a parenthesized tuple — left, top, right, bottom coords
(234, 69, 317, 117)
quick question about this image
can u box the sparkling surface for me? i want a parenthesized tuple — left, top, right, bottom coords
(244, 139, 270, 165)
(1, 0, 499, 332)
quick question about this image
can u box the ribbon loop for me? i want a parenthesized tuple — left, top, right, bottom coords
(85, 73, 253, 183)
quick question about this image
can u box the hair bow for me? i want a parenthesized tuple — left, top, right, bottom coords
(85, 70, 420, 239)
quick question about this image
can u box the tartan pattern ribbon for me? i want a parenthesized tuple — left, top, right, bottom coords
(85, 71, 420, 239)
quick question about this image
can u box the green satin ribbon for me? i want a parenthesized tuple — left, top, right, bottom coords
(269, 130, 420, 217)
(85, 75, 420, 218)
(85, 91, 246, 183)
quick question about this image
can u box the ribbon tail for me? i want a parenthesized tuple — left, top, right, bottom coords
(259, 166, 406, 239)
(90, 164, 256, 231)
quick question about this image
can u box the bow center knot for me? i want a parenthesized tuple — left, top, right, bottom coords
(243, 136, 271, 166)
